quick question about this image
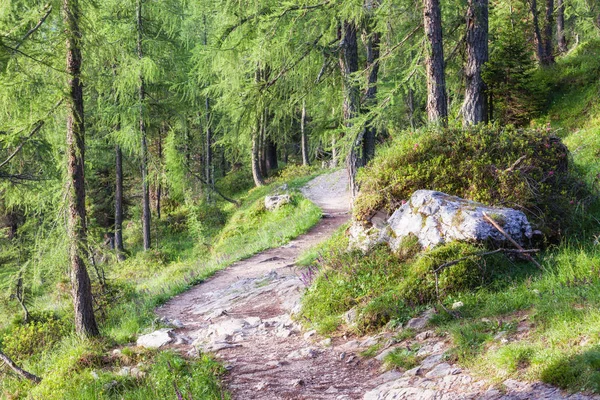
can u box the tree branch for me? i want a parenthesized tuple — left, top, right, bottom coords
(0, 121, 45, 170)
(187, 167, 240, 207)
(14, 4, 53, 52)
(0, 350, 42, 384)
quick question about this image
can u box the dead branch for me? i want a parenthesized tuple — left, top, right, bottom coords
(482, 212, 543, 270)
(503, 155, 527, 173)
(187, 167, 240, 207)
(0, 350, 41, 384)
(14, 4, 53, 52)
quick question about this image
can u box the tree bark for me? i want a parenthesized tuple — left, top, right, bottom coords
(251, 124, 265, 187)
(0, 350, 41, 383)
(362, 17, 380, 165)
(301, 100, 310, 166)
(462, 0, 489, 126)
(156, 126, 163, 220)
(266, 137, 278, 171)
(530, 0, 546, 63)
(424, 0, 448, 124)
(339, 21, 361, 199)
(205, 97, 213, 189)
(63, 0, 99, 338)
(556, 0, 567, 53)
(542, 0, 555, 64)
(115, 144, 125, 260)
(137, 0, 151, 250)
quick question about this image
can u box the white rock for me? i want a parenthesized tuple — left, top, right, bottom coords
(320, 338, 333, 347)
(425, 363, 461, 378)
(136, 329, 173, 349)
(388, 190, 533, 249)
(452, 301, 464, 310)
(304, 330, 317, 339)
(265, 195, 291, 211)
(405, 317, 428, 330)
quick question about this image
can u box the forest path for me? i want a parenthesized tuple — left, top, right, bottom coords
(156, 170, 597, 400)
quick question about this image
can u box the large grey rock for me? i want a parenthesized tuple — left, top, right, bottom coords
(265, 194, 291, 210)
(137, 328, 173, 349)
(388, 190, 533, 249)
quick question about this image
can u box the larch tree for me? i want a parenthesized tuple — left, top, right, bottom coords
(63, 0, 99, 337)
(424, 0, 448, 124)
(542, 0, 556, 64)
(462, 0, 489, 126)
(557, 0, 568, 53)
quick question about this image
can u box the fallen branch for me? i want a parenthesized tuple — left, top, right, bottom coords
(503, 155, 527, 173)
(187, 168, 240, 207)
(0, 350, 41, 384)
(482, 212, 543, 270)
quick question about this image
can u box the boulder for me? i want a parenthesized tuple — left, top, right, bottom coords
(136, 328, 173, 349)
(350, 190, 533, 251)
(265, 194, 291, 211)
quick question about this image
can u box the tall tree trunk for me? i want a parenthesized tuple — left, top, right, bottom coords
(362, 14, 380, 165)
(301, 100, 310, 166)
(530, 0, 546, 63)
(137, 0, 151, 250)
(424, 0, 448, 124)
(251, 124, 265, 187)
(557, 0, 567, 53)
(542, 0, 555, 64)
(266, 137, 278, 171)
(462, 0, 489, 126)
(156, 126, 163, 221)
(63, 0, 99, 338)
(115, 144, 125, 261)
(205, 98, 213, 189)
(339, 21, 361, 199)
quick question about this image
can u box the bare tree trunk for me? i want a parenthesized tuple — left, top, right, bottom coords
(0, 350, 41, 383)
(137, 0, 151, 250)
(156, 126, 163, 221)
(205, 98, 213, 189)
(115, 144, 125, 260)
(362, 15, 380, 165)
(301, 100, 310, 166)
(266, 137, 278, 171)
(557, 0, 567, 53)
(424, 0, 448, 124)
(251, 123, 265, 187)
(462, 0, 489, 126)
(542, 0, 555, 64)
(339, 21, 361, 200)
(530, 0, 546, 63)
(407, 87, 416, 129)
(63, 0, 99, 338)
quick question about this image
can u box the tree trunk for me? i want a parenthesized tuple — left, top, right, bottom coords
(205, 97, 213, 190)
(63, 0, 99, 338)
(462, 0, 489, 126)
(156, 126, 163, 220)
(251, 123, 265, 187)
(424, 0, 448, 124)
(530, 0, 546, 63)
(115, 144, 125, 261)
(266, 137, 278, 171)
(557, 0, 567, 53)
(542, 0, 555, 64)
(362, 16, 380, 165)
(137, 0, 151, 250)
(301, 100, 310, 166)
(339, 20, 361, 199)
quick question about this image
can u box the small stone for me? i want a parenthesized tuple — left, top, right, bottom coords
(425, 363, 460, 378)
(303, 330, 317, 340)
(344, 308, 358, 324)
(404, 366, 421, 376)
(406, 317, 428, 330)
(90, 370, 99, 380)
(320, 338, 332, 347)
(378, 370, 402, 383)
(292, 379, 305, 387)
(254, 381, 268, 391)
(117, 367, 131, 376)
(360, 336, 378, 348)
(130, 367, 146, 379)
(325, 386, 339, 394)
(452, 301, 464, 310)
(276, 329, 293, 338)
(415, 330, 434, 341)
(339, 352, 346, 360)
(265, 194, 291, 211)
(171, 319, 185, 328)
(112, 349, 122, 356)
(375, 347, 396, 361)
(137, 329, 173, 349)
(420, 353, 444, 369)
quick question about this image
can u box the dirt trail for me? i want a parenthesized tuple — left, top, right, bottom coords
(156, 170, 598, 400)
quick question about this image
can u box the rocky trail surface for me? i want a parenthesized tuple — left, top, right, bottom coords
(151, 170, 598, 400)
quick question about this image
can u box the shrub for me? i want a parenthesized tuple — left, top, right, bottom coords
(355, 125, 591, 239)
(2, 316, 68, 361)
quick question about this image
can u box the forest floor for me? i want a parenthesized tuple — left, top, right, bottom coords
(156, 170, 598, 400)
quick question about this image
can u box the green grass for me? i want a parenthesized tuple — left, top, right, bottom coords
(0, 171, 323, 399)
(383, 348, 422, 371)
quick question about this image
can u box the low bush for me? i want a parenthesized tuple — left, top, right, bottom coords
(355, 125, 592, 239)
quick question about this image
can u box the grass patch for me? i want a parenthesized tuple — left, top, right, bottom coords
(383, 348, 422, 371)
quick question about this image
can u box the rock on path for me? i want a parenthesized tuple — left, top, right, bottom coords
(155, 170, 598, 400)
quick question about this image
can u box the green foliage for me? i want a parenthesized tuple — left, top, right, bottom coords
(2, 317, 68, 361)
(355, 125, 591, 238)
(383, 347, 422, 371)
